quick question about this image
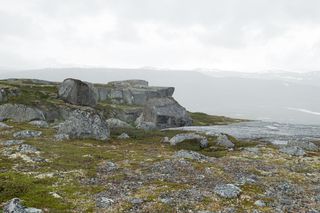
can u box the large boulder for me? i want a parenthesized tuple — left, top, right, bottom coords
(57, 109, 110, 140)
(58, 78, 97, 107)
(141, 97, 192, 129)
(169, 133, 208, 148)
(0, 104, 45, 122)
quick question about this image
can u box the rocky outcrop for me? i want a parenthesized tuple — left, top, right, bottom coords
(95, 79, 174, 105)
(216, 134, 235, 148)
(58, 78, 97, 107)
(141, 97, 192, 129)
(0, 104, 45, 122)
(57, 109, 109, 140)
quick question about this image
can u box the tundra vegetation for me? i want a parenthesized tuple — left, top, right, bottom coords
(0, 79, 319, 212)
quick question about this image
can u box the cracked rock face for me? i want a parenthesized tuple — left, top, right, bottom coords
(58, 78, 97, 107)
(0, 104, 45, 122)
(57, 109, 109, 141)
(142, 97, 192, 129)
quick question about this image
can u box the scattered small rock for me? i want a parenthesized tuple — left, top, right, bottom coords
(97, 161, 118, 173)
(1, 140, 24, 146)
(117, 133, 130, 139)
(279, 146, 305, 156)
(29, 120, 49, 128)
(13, 130, 42, 139)
(214, 184, 241, 198)
(174, 150, 210, 162)
(216, 134, 235, 148)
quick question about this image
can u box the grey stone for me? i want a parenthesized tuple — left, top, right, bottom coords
(53, 134, 70, 141)
(169, 133, 208, 148)
(3, 198, 43, 213)
(174, 150, 209, 161)
(279, 146, 305, 156)
(130, 198, 144, 205)
(106, 118, 132, 129)
(254, 200, 266, 207)
(142, 97, 192, 129)
(13, 130, 42, 139)
(160, 136, 170, 143)
(58, 78, 97, 107)
(117, 133, 130, 139)
(98, 161, 118, 173)
(18, 144, 38, 154)
(216, 134, 235, 148)
(0, 104, 45, 122)
(28, 120, 49, 128)
(57, 109, 109, 140)
(1, 140, 24, 146)
(214, 184, 241, 198)
(96, 197, 114, 208)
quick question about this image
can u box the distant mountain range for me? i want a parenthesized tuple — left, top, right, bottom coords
(1, 68, 319, 125)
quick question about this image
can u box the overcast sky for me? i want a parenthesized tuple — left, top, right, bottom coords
(1, 0, 320, 72)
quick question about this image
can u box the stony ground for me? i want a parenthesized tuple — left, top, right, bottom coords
(0, 121, 319, 212)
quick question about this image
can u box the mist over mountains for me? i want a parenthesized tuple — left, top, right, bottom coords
(1, 68, 319, 125)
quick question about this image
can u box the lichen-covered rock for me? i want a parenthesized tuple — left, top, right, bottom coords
(141, 97, 192, 129)
(3, 198, 43, 213)
(279, 146, 305, 156)
(169, 133, 208, 148)
(28, 120, 49, 128)
(17, 144, 38, 154)
(106, 118, 132, 129)
(214, 184, 241, 198)
(53, 134, 70, 141)
(1, 140, 24, 146)
(58, 78, 97, 107)
(0, 104, 45, 122)
(13, 130, 42, 139)
(216, 134, 235, 148)
(57, 109, 109, 140)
